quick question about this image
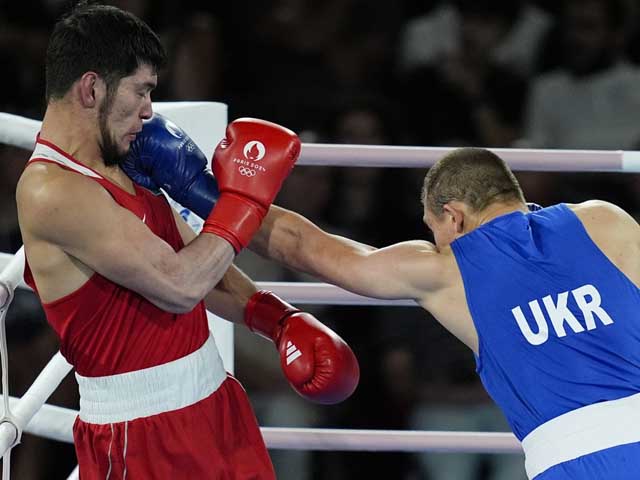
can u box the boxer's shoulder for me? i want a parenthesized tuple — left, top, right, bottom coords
(379, 239, 456, 293)
(20, 160, 109, 207)
(569, 200, 638, 240)
(17, 162, 119, 246)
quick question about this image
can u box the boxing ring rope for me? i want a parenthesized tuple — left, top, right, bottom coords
(3, 111, 640, 172)
(8, 396, 521, 453)
(0, 247, 74, 471)
(6, 107, 639, 476)
(0, 255, 415, 306)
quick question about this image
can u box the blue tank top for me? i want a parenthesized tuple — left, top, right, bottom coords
(451, 204, 640, 440)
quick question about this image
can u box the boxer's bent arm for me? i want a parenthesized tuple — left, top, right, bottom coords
(17, 170, 233, 313)
(204, 266, 258, 323)
(251, 206, 444, 300)
(170, 208, 258, 323)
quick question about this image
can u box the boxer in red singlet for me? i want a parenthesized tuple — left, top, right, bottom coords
(16, 4, 358, 479)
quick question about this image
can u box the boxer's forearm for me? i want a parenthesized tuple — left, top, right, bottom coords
(161, 233, 235, 312)
(250, 205, 375, 281)
(204, 264, 258, 324)
(250, 206, 316, 273)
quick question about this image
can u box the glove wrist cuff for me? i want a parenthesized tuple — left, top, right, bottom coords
(244, 290, 298, 342)
(202, 194, 265, 253)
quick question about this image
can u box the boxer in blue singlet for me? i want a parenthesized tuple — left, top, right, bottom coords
(252, 148, 640, 479)
(126, 126, 640, 478)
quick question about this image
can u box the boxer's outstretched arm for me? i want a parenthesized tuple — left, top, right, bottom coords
(17, 164, 234, 313)
(251, 206, 445, 301)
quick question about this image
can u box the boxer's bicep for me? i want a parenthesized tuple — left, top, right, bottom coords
(253, 206, 442, 300)
(23, 176, 192, 310)
(321, 239, 443, 301)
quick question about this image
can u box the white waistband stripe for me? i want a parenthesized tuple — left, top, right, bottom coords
(76, 334, 226, 424)
(522, 391, 640, 479)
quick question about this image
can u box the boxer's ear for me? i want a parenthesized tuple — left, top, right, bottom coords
(442, 202, 466, 235)
(77, 72, 101, 108)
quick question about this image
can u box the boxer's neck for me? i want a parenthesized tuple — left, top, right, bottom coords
(41, 101, 113, 175)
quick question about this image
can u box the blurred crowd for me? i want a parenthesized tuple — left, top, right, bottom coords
(2, 0, 640, 478)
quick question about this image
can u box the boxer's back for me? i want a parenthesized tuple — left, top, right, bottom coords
(451, 203, 640, 439)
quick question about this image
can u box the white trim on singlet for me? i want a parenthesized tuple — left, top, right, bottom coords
(29, 142, 103, 178)
(76, 334, 227, 424)
(522, 391, 640, 478)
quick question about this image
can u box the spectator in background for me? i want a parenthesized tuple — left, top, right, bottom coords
(230, 0, 406, 135)
(165, 12, 225, 101)
(327, 99, 398, 239)
(522, 0, 640, 149)
(399, 0, 551, 78)
(400, 0, 530, 147)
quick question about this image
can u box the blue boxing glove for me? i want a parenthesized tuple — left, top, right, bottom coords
(122, 113, 219, 219)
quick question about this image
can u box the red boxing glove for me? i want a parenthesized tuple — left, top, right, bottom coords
(245, 291, 360, 404)
(202, 118, 300, 252)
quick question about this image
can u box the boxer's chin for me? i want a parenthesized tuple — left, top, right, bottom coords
(100, 135, 127, 167)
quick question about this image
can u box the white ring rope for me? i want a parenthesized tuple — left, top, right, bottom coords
(9, 395, 521, 453)
(0, 253, 414, 306)
(0, 352, 72, 461)
(0, 254, 27, 291)
(3, 111, 640, 172)
(66, 466, 78, 480)
(0, 247, 25, 480)
(257, 282, 416, 306)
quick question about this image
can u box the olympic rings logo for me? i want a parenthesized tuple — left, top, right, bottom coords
(239, 166, 257, 177)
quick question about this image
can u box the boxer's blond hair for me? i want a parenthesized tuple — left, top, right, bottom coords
(422, 147, 525, 216)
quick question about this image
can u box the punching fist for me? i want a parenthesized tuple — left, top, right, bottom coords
(202, 119, 300, 252)
(122, 113, 219, 218)
(245, 290, 360, 404)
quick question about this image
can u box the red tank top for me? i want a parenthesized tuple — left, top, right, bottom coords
(24, 138, 209, 376)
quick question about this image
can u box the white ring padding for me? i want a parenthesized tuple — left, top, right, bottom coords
(0, 248, 25, 307)
(9, 396, 73, 444)
(0, 113, 40, 150)
(1, 110, 637, 172)
(15, 398, 522, 453)
(0, 253, 27, 292)
(0, 103, 228, 154)
(66, 465, 79, 480)
(0, 352, 72, 457)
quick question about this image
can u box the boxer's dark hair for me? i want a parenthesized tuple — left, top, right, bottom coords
(45, 2, 166, 102)
(422, 148, 525, 216)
